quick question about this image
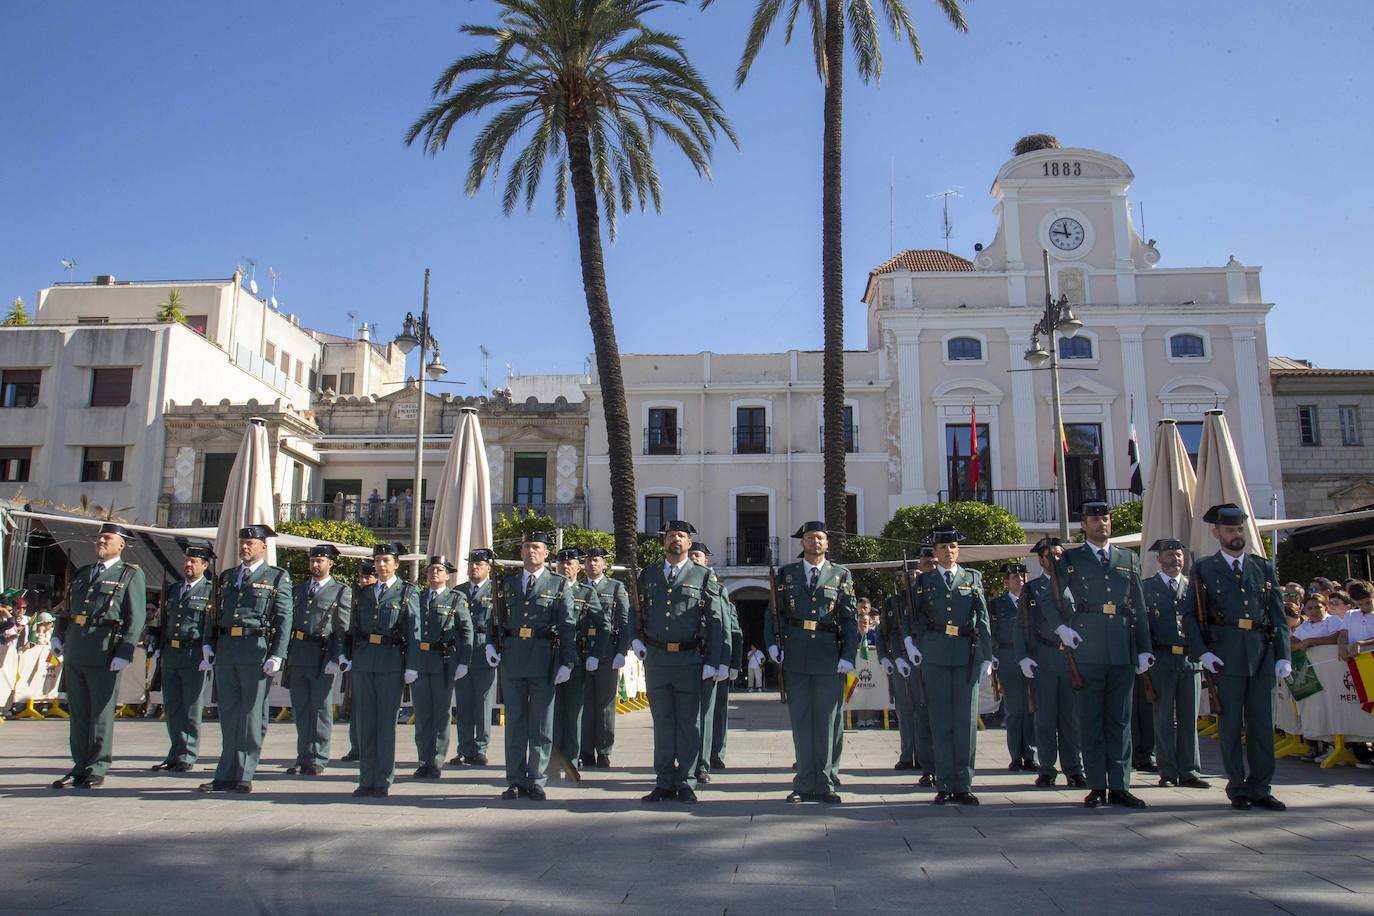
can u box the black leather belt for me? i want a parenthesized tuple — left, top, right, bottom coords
(1153, 642, 1188, 656)
(68, 615, 116, 627)
(1077, 602, 1124, 616)
(291, 630, 324, 641)
(362, 633, 400, 646)
(219, 626, 269, 637)
(167, 637, 200, 649)
(503, 626, 555, 641)
(787, 616, 838, 633)
(643, 635, 701, 653)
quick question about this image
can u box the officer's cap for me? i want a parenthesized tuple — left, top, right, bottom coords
(1148, 538, 1187, 553)
(372, 541, 406, 558)
(1079, 500, 1112, 519)
(583, 547, 611, 560)
(466, 548, 496, 563)
(689, 542, 712, 557)
(927, 526, 964, 545)
(99, 522, 135, 541)
(792, 521, 827, 539)
(183, 544, 215, 561)
(1032, 536, 1063, 554)
(904, 558, 923, 571)
(427, 555, 458, 573)
(555, 547, 585, 562)
(523, 530, 553, 547)
(359, 560, 377, 576)
(1001, 562, 1029, 575)
(918, 545, 936, 559)
(309, 544, 341, 560)
(238, 524, 277, 541)
(661, 520, 696, 536)
(1202, 503, 1248, 526)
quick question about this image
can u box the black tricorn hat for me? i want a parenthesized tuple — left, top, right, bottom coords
(583, 547, 611, 560)
(308, 544, 341, 560)
(427, 555, 458, 573)
(1202, 503, 1248, 526)
(523, 530, 553, 547)
(466, 548, 496, 563)
(98, 522, 135, 540)
(927, 526, 964, 545)
(661, 520, 696, 536)
(792, 521, 826, 539)
(1032, 536, 1063, 554)
(1079, 500, 1112, 519)
(918, 545, 935, 559)
(689, 542, 712, 557)
(182, 543, 215, 561)
(1000, 562, 1029, 575)
(372, 541, 406, 558)
(238, 524, 277, 540)
(1148, 538, 1187, 553)
(555, 547, 585, 562)
(359, 560, 376, 576)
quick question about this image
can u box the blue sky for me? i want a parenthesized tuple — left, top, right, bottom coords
(2, 1, 1370, 390)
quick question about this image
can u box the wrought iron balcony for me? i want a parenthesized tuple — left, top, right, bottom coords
(732, 426, 771, 455)
(936, 488, 1139, 524)
(724, 535, 780, 567)
(643, 426, 682, 456)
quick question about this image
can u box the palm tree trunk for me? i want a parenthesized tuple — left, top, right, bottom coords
(565, 117, 639, 563)
(821, 0, 848, 558)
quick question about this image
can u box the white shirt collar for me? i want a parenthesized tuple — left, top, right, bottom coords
(803, 558, 827, 577)
(311, 575, 333, 588)
(664, 558, 689, 576)
(184, 575, 204, 589)
(589, 575, 605, 585)
(1158, 571, 1183, 587)
(99, 556, 123, 571)
(241, 558, 264, 574)
(938, 563, 961, 579)
(524, 568, 543, 586)
(379, 576, 398, 590)
(1217, 549, 1245, 565)
(1007, 590, 1020, 604)
(429, 585, 447, 597)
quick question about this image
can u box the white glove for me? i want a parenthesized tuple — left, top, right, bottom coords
(1020, 657, 1037, 679)
(1136, 653, 1155, 675)
(149, 649, 161, 661)
(553, 665, 572, 685)
(904, 635, 922, 665)
(202, 644, 215, 663)
(729, 668, 739, 680)
(880, 658, 894, 675)
(324, 660, 341, 676)
(632, 639, 647, 661)
(701, 664, 717, 681)
(1276, 659, 1293, 679)
(714, 666, 730, 682)
(453, 663, 469, 681)
(1055, 625, 1083, 648)
(991, 655, 1000, 671)
(895, 658, 912, 678)
(611, 653, 626, 670)
(197, 659, 213, 672)
(263, 656, 282, 676)
(1199, 652, 1224, 674)
(403, 669, 418, 685)
(485, 644, 501, 668)
(768, 645, 782, 663)
(979, 660, 994, 679)
(585, 656, 599, 672)
(51, 636, 63, 654)
(837, 659, 855, 675)
(109, 656, 130, 672)
(338, 655, 352, 673)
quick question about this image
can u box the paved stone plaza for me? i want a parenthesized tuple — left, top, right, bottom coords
(3, 692, 1373, 915)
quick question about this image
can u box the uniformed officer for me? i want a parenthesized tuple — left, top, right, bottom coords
(580, 547, 631, 768)
(707, 555, 743, 774)
(630, 520, 727, 804)
(148, 542, 213, 773)
(488, 531, 577, 801)
(904, 526, 993, 805)
(876, 561, 921, 774)
(1013, 537, 1087, 789)
(989, 562, 1036, 772)
(452, 549, 498, 767)
(342, 541, 420, 798)
(285, 544, 352, 776)
(766, 521, 859, 804)
(411, 555, 472, 779)
(199, 524, 292, 794)
(688, 542, 733, 785)
(1055, 502, 1153, 808)
(1142, 538, 1209, 790)
(340, 559, 376, 764)
(1183, 504, 1291, 811)
(50, 522, 148, 789)
(551, 547, 609, 774)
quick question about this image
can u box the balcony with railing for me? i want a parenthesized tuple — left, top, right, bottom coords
(643, 426, 682, 456)
(936, 488, 1139, 525)
(732, 426, 771, 455)
(167, 499, 583, 533)
(819, 423, 858, 453)
(724, 535, 779, 567)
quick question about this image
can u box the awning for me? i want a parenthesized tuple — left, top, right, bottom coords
(1287, 505, 1374, 554)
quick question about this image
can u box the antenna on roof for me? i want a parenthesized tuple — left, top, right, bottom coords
(242, 257, 258, 295)
(346, 311, 358, 338)
(59, 258, 76, 282)
(928, 189, 962, 252)
(479, 345, 491, 391)
(267, 267, 280, 310)
(889, 159, 895, 257)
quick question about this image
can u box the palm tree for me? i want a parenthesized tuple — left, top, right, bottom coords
(406, 0, 735, 563)
(157, 288, 186, 324)
(703, 0, 966, 557)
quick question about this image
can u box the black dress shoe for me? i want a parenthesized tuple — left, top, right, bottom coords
(1252, 795, 1287, 811)
(694, 770, 711, 784)
(641, 787, 671, 803)
(1084, 790, 1107, 808)
(411, 766, 430, 778)
(1230, 796, 1252, 810)
(918, 773, 935, 788)
(501, 786, 521, 800)
(150, 761, 174, 771)
(449, 754, 465, 766)
(353, 787, 371, 798)
(1158, 777, 1178, 787)
(833, 775, 842, 786)
(1108, 790, 1146, 809)
(894, 759, 917, 771)
(171, 762, 195, 773)
(933, 792, 951, 805)
(470, 753, 489, 766)
(596, 754, 611, 768)
(785, 791, 806, 803)
(817, 792, 841, 804)
(1066, 774, 1088, 789)
(284, 765, 301, 775)
(233, 782, 252, 794)
(199, 781, 230, 793)
(1007, 761, 1022, 772)
(369, 787, 388, 798)
(1021, 759, 1039, 772)
(1034, 774, 1056, 788)
(710, 759, 726, 770)
(579, 755, 595, 767)
(1178, 777, 1211, 789)
(677, 785, 698, 804)
(302, 764, 324, 776)
(340, 751, 360, 762)
(1134, 760, 1158, 773)
(51, 774, 78, 789)
(77, 775, 105, 789)
(526, 785, 546, 801)
(952, 792, 979, 806)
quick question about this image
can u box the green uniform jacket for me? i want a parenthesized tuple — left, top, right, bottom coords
(590, 576, 631, 656)
(1142, 574, 1200, 671)
(988, 592, 1023, 663)
(724, 596, 744, 671)
(350, 578, 421, 673)
(909, 566, 992, 668)
(764, 560, 859, 676)
(208, 563, 292, 665)
(153, 577, 212, 671)
(414, 587, 472, 674)
(570, 581, 610, 662)
(56, 559, 148, 667)
(1183, 553, 1290, 676)
(498, 569, 578, 678)
(1011, 574, 1073, 661)
(286, 578, 352, 672)
(1055, 544, 1149, 666)
(465, 579, 494, 652)
(631, 561, 727, 669)
(875, 594, 907, 664)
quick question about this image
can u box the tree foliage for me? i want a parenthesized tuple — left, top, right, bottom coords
(275, 518, 379, 583)
(880, 501, 1025, 596)
(3, 297, 29, 326)
(156, 288, 187, 324)
(491, 507, 615, 563)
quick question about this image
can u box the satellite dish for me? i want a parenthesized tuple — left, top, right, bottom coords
(269, 295, 278, 309)
(249, 278, 259, 295)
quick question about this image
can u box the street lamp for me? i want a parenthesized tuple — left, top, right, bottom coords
(1026, 248, 1083, 541)
(394, 268, 447, 578)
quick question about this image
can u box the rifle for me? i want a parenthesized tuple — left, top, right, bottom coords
(1193, 558, 1222, 716)
(149, 591, 167, 693)
(1045, 560, 1086, 690)
(490, 569, 509, 654)
(624, 564, 645, 642)
(899, 554, 927, 709)
(767, 564, 786, 703)
(1019, 587, 1038, 714)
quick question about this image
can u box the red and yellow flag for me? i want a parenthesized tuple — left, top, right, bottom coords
(1348, 653, 1374, 714)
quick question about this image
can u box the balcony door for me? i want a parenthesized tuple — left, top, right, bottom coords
(1065, 423, 1106, 518)
(735, 495, 771, 565)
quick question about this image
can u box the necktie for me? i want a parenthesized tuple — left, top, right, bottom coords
(93, 562, 105, 578)
(239, 564, 251, 587)
(525, 573, 536, 598)
(429, 590, 438, 611)
(1171, 578, 1181, 598)
(308, 582, 318, 600)
(944, 570, 954, 588)
(1099, 549, 1110, 567)
(1232, 559, 1242, 576)
(666, 565, 677, 587)
(375, 583, 383, 603)
(808, 567, 818, 590)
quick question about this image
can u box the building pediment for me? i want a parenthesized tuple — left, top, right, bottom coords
(993, 147, 1134, 193)
(931, 377, 1005, 407)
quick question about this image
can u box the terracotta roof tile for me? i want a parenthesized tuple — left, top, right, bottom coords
(864, 249, 976, 301)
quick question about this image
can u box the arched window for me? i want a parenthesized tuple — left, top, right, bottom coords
(1058, 336, 1093, 360)
(1170, 333, 1206, 359)
(947, 337, 982, 361)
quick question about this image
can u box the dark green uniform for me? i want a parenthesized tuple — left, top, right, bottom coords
(349, 577, 421, 791)
(54, 558, 147, 781)
(1012, 575, 1084, 781)
(413, 586, 472, 771)
(632, 561, 727, 793)
(286, 577, 351, 770)
(1055, 544, 1150, 793)
(764, 560, 859, 797)
(708, 594, 744, 768)
(209, 561, 292, 785)
(581, 574, 631, 762)
(151, 576, 211, 767)
(454, 577, 497, 761)
(876, 594, 924, 771)
(909, 566, 992, 794)
(498, 568, 577, 791)
(989, 591, 1036, 767)
(554, 581, 609, 765)
(1183, 552, 1290, 801)
(1142, 573, 1202, 782)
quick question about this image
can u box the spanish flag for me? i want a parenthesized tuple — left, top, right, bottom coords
(844, 671, 859, 704)
(1348, 652, 1374, 714)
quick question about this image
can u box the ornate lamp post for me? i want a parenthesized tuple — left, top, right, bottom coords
(393, 268, 448, 578)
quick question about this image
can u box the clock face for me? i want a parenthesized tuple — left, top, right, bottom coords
(1049, 217, 1086, 251)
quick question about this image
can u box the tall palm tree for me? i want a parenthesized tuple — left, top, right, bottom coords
(703, 0, 966, 557)
(406, 0, 735, 563)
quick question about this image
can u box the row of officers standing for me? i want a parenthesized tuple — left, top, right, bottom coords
(48, 499, 1291, 812)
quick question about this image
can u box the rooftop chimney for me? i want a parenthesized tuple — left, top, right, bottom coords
(94, 274, 115, 285)
(358, 322, 370, 342)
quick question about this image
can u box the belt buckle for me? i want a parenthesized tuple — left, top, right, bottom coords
(518, 627, 533, 639)
(803, 620, 818, 632)
(230, 626, 244, 637)
(73, 615, 87, 626)
(667, 642, 681, 652)
(368, 634, 383, 645)
(1238, 618, 1254, 631)
(170, 639, 182, 649)
(586, 627, 598, 636)
(293, 631, 307, 640)
(1171, 645, 1185, 655)
(944, 624, 960, 637)
(1102, 602, 1117, 616)
(419, 641, 431, 651)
